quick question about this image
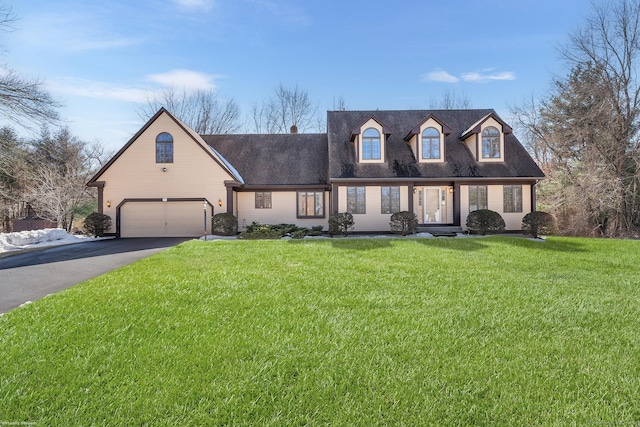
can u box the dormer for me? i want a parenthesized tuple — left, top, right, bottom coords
(403, 114, 452, 163)
(460, 112, 512, 162)
(350, 116, 391, 163)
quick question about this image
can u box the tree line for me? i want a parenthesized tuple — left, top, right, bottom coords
(3, 1, 640, 237)
(512, 0, 640, 237)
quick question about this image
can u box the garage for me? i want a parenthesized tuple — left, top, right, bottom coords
(120, 200, 209, 238)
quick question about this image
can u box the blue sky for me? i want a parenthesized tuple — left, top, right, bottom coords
(3, 0, 590, 151)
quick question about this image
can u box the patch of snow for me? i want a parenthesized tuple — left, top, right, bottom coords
(0, 228, 100, 254)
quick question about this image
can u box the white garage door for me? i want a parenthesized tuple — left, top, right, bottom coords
(121, 201, 207, 238)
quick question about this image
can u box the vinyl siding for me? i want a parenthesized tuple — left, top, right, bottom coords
(99, 112, 233, 234)
(236, 191, 329, 231)
(460, 184, 532, 231)
(337, 186, 409, 232)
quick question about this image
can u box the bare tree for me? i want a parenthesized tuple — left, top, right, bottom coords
(0, 4, 60, 128)
(254, 84, 319, 134)
(512, 0, 640, 236)
(139, 88, 241, 134)
(429, 89, 471, 109)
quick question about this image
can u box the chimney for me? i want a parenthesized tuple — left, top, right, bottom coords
(290, 124, 298, 134)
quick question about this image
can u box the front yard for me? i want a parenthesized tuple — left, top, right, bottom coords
(1, 236, 639, 425)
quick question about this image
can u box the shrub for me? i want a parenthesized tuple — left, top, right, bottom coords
(212, 213, 238, 236)
(466, 209, 505, 235)
(239, 225, 283, 239)
(522, 211, 557, 238)
(329, 212, 354, 236)
(390, 211, 418, 236)
(83, 212, 112, 237)
(308, 225, 324, 236)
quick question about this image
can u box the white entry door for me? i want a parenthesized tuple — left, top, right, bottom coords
(424, 187, 445, 223)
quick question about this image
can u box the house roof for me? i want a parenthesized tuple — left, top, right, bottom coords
(87, 108, 243, 185)
(327, 109, 544, 180)
(202, 133, 329, 186)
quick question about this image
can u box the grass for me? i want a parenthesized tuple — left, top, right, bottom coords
(1, 236, 640, 425)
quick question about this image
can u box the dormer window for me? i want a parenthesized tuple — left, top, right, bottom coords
(422, 127, 441, 159)
(351, 117, 389, 164)
(460, 112, 510, 162)
(482, 127, 501, 159)
(362, 128, 381, 160)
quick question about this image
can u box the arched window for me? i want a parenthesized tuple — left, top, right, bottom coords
(422, 127, 441, 159)
(482, 126, 500, 158)
(362, 128, 381, 160)
(156, 132, 173, 163)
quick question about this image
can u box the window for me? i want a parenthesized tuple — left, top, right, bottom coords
(362, 128, 381, 160)
(422, 127, 441, 159)
(298, 191, 324, 217)
(381, 186, 400, 214)
(347, 186, 366, 214)
(156, 132, 174, 163)
(482, 126, 500, 159)
(255, 192, 272, 209)
(469, 185, 488, 212)
(503, 185, 523, 213)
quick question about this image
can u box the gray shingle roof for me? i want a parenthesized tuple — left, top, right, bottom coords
(202, 134, 328, 186)
(327, 109, 544, 180)
(202, 109, 544, 187)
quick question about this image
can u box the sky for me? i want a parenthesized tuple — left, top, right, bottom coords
(1, 0, 592, 152)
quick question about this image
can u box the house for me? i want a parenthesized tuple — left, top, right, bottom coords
(87, 108, 544, 237)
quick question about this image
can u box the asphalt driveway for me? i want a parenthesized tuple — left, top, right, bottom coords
(0, 237, 191, 314)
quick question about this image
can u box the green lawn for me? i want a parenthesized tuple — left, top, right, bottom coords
(1, 236, 640, 426)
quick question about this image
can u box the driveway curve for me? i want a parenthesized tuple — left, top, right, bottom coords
(0, 237, 191, 314)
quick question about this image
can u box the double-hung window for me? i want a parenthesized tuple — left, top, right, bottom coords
(381, 186, 400, 214)
(156, 132, 174, 163)
(298, 191, 324, 218)
(347, 186, 366, 214)
(255, 192, 272, 209)
(469, 185, 488, 212)
(503, 186, 523, 213)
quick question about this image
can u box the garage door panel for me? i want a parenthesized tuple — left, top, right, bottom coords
(121, 201, 206, 238)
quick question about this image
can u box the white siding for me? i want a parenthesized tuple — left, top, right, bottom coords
(236, 191, 329, 231)
(460, 184, 532, 231)
(337, 186, 409, 232)
(99, 112, 233, 235)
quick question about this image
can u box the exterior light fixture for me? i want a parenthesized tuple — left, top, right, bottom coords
(161, 167, 167, 172)
(218, 199, 223, 207)
(449, 187, 454, 194)
(106, 200, 111, 208)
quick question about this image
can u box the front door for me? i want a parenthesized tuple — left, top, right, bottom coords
(424, 187, 446, 224)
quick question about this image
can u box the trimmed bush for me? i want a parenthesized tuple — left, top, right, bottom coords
(329, 212, 355, 236)
(522, 211, 557, 238)
(466, 209, 505, 235)
(390, 211, 418, 236)
(240, 222, 319, 239)
(83, 212, 112, 237)
(212, 212, 238, 236)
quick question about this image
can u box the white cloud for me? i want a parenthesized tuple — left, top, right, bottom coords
(146, 69, 218, 91)
(48, 78, 148, 103)
(173, 0, 214, 12)
(461, 69, 516, 82)
(422, 70, 460, 83)
(422, 68, 516, 84)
